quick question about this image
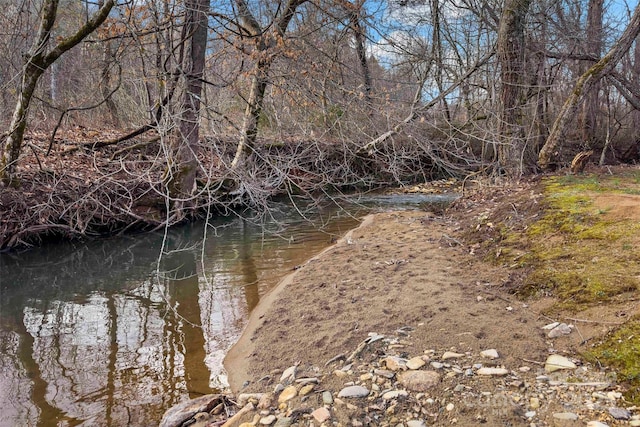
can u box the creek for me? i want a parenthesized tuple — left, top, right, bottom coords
(0, 193, 456, 426)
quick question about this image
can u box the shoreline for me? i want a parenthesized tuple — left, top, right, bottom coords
(223, 214, 376, 392)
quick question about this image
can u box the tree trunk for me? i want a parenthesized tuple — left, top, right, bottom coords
(0, 0, 115, 186)
(100, 24, 119, 126)
(496, 0, 532, 176)
(166, 0, 208, 207)
(579, 0, 604, 144)
(538, 3, 640, 169)
(229, 0, 307, 169)
(351, 0, 372, 108)
(230, 59, 272, 169)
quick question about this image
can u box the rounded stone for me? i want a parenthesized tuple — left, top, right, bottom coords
(397, 370, 440, 392)
(277, 385, 297, 403)
(337, 385, 369, 398)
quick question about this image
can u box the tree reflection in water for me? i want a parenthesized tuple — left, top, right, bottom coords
(0, 202, 363, 426)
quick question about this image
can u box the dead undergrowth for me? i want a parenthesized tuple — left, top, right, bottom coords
(1, 129, 469, 251)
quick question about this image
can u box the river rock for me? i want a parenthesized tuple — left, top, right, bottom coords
(274, 417, 293, 427)
(548, 323, 572, 338)
(406, 356, 426, 370)
(159, 394, 223, 427)
(381, 390, 408, 400)
(257, 393, 274, 409)
(338, 385, 370, 398)
(280, 365, 297, 384)
(374, 369, 395, 378)
(299, 384, 314, 396)
(237, 393, 264, 407)
(260, 414, 277, 425)
(553, 412, 578, 420)
(476, 367, 509, 376)
(397, 370, 440, 391)
(312, 407, 331, 422)
(384, 356, 407, 371)
(542, 322, 560, 330)
(278, 385, 297, 403)
(442, 351, 464, 360)
(545, 355, 577, 372)
(608, 407, 631, 420)
(530, 397, 540, 409)
(480, 349, 499, 359)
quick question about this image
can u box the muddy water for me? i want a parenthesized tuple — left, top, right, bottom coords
(0, 194, 455, 426)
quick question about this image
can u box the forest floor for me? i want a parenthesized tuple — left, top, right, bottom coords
(163, 166, 640, 427)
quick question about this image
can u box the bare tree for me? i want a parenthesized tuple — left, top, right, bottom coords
(229, 0, 309, 169)
(0, 0, 115, 186)
(164, 0, 209, 215)
(538, 2, 640, 169)
(496, 0, 533, 175)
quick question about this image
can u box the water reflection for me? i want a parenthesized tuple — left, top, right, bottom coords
(0, 203, 362, 426)
(0, 193, 454, 426)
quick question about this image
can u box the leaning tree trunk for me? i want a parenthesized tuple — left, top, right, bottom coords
(538, 2, 640, 170)
(496, 0, 532, 176)
(0, 0, 115, 186)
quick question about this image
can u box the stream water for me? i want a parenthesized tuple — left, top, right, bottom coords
(0, 193, 456, 427)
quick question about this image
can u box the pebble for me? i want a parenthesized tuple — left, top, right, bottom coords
(525, 411, 536, 418)
(446, 403, 454, 411)
(480, 349, 499, 359)
(277, 386, 297, 403)
(476, 367, 509, 376)
(337, 385, 369, 398)
(374, 369, 395, 379)
(544, 355, 577, 372)
(548, 323, 572, 338)
(406, 421, 426, 427)
(406, 357, 426, 370)
(442, 351, 464, 360)
(430, 362, 444, 369)
(334, 370, 348, 378)
(299, 384, 314, 396)
(542, 322, 560, 330)
(322, 391, 333, 405)
(586, 422, 609, 427)
(280, 365, 297, 384)
(273, 418, 292, 427)
(397, 371, 440, 391)
(553, 412, 578, 420)
(382, 390, 408, 400)
(608, 407, 631, 420)
(529, 397, 540, 409)
(630, 420, 640, 427)
(260, 414, 277, 425)
(311, 407, 331, 423)
(384, 356, 407, 371)
(257, 393, 274, 409)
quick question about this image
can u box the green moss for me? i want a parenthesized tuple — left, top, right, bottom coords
(585, 318, 640, 404)
(498, 175, 640, 311)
